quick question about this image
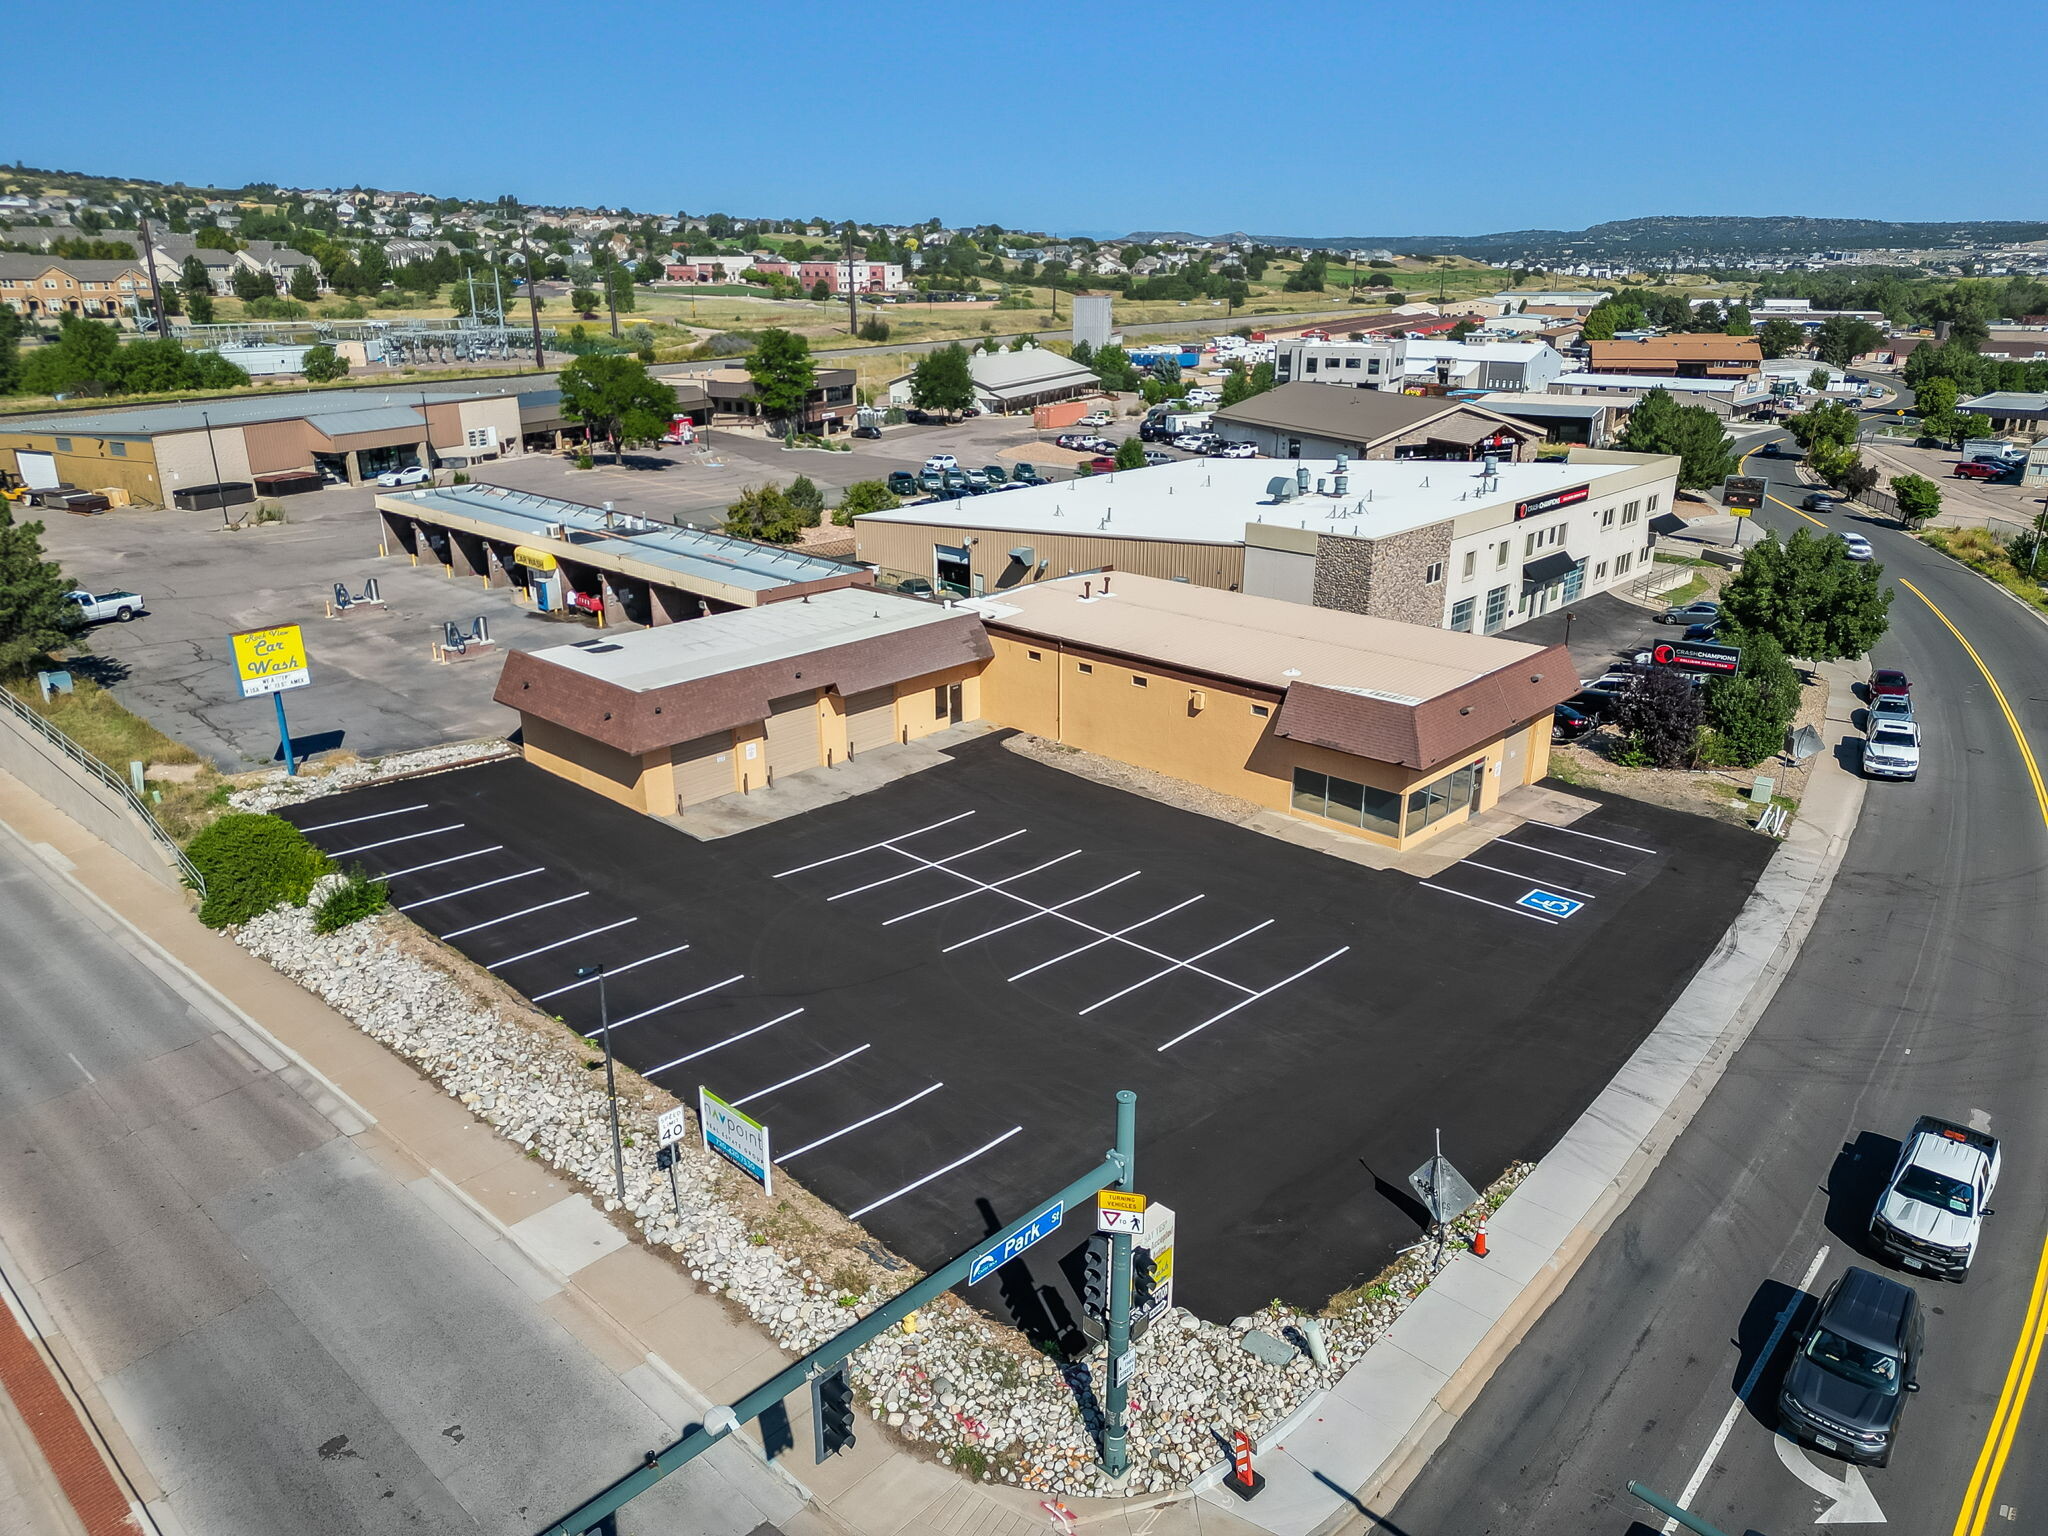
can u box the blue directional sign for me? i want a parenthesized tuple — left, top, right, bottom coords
(1518, 889, 1584, 919)
(968, 1200, 1064, 1284)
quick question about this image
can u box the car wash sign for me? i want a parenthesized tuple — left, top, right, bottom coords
(1514, 483, 1591, 520)
(1652, 639, 1741, 675)
(228, 623, 311, 698)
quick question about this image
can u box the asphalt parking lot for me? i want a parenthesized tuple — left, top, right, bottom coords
(282, 736, 1769, 1327)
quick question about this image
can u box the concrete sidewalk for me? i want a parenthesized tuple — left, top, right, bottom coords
(0, 766, 1258, 1536)
(1195, 661, 1870, 1536)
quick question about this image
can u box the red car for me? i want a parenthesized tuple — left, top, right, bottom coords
(1086, 455, 1118, 473)
(1954, 460, 2007, 480)
(1869, 668, 1911, 700)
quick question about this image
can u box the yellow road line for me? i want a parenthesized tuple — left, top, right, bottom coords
(1737, 440, 1829, 527)
(1899, 577, 2048, 1536)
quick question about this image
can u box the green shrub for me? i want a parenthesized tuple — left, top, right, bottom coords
(313, 866, 389, 933)
(575, 452, 594, 469)
(187, 813, 331, 928)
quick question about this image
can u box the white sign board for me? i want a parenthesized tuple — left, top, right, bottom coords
(1114, 1349, 1136, 1387)
(1139, 1202, 1176, 1323)
(1097, 1206, 1145, 1237)
(699, 1087, 772, 1195)
(657, 1106, 691, 1148)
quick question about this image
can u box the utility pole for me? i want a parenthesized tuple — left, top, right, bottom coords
(844, 222, 860, 337)
(465, 269, 478, 324)
(578, 965, 627, 1203)
(1102, 1088, 1137, 1480)
(604, 255, 621, 338)
(490, 262, 504, 328)
(135, 213, 169, 336)
(521, 238, 545, 368)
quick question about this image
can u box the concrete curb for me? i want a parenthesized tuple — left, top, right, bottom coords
(1198, 666, 1869, 1536)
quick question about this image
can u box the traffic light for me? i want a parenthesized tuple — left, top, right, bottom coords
(811, 1367, 855, 1463)
(1081, 1234, 1111, 1320)
(1131, 1247, 1157, 1314)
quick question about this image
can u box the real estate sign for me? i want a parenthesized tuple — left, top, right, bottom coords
(699, 1087, 771, 1195)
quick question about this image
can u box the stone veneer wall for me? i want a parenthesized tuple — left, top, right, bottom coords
(1311, 519, 1454, 626)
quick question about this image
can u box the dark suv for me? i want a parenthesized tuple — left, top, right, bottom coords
(1778, 1266, 1921, 1467)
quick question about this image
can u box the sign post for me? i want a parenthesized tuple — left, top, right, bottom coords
(1102, 1089, 1137, 1481)
(657, 1105, 690, 1216)
(229, 623, 311, 775)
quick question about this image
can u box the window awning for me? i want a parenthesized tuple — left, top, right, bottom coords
(1649, 512, 1688, 535)
(1522, 551, 1578, 586)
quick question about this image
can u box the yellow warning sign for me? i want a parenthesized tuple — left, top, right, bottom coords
(1098, 1190, 1148, 1214)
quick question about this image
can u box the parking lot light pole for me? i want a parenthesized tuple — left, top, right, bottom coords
(1102, 1088, 1137, 1481)
(577, 964, 627, 1203)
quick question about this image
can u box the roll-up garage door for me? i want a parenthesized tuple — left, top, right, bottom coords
(764, 692, 821, 779)
(844, 686, 895, 756)
(16, 451, 59, 490)
(672, 732, 734, 807)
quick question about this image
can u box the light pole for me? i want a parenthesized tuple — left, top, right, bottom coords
(577, 964, 627, 1203)
(201, 408, 228, 526)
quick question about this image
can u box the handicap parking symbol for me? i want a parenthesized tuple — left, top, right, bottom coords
(1517, 889, 1584, 919)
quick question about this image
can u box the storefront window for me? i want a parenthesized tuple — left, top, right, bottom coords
(1292, 768, 1399, 836)
(1405, 761, 1482, 835)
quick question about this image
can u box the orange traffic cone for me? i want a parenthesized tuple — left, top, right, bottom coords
(1471, 1219, 1489, 1258)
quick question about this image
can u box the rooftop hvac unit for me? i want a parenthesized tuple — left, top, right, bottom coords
(1266, 476, 1296, 501)
(1295, 465, 1311, 494)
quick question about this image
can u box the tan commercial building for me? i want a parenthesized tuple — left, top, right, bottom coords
(500, 573, 1575, 852)
(1210, 383, 1541, 462)
(1586, 335, 1762, 381)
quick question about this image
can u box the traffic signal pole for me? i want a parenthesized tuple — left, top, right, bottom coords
(539, 1091, 1137, 1536)
(1102, 1088, 1137, 1480)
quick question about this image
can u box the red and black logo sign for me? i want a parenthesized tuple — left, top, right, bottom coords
(1652, 640, 1742, 674)
(1514, 484, 1590, 520)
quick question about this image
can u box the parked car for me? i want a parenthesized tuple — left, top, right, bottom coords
(1658, 600, 1721, 626)
(65, 588, 144, 624)
(1086, 455, 1118, 473)
(963, 468, 989, 490)
(1142, 449, 1175, 467)
(1214, 441, 1258, 459)
(1551, 703, 1597, 741)
(1056, 433, 1091, 451)
(1838, 533, 1874, 562)
(1871, 1116, 2001, 1280)
(1075, 412, 1111, 428)
(895, 576, 935, 597)
(1869, 668, 1911, 700)
(1080, 436, 1118, 455)
(923, 453, 959, 473)
(852, 424, 882, 440)
(1184, 388, 1221, 406)
(1863, 718, 1921, 780)
(887, 471, 919, 497)
(982, 464, 1008, 485)
(375, 465, 431, 487)
(1579, 672, 1642, 700)
(1869, 692, 1913, 725)
(1804, 490, 1846, 512)
(1139, 421, 1178, 443)
(917, 468, 945, 493)
(1564, 690, 1622, 722)
(1011, 463, 1044, 486)
(1684, 621, 1721, 641)
(1954, 460, 2008, 480)
(1777, 1266, 1921, 1468)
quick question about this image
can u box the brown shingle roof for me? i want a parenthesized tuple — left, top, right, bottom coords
(1272, 646, 1576, 771)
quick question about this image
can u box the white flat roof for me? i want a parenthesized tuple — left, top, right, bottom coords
(858, 455, 1643, 546)
(527, 588, 953, 692)
(1553, 373, 1762, 396)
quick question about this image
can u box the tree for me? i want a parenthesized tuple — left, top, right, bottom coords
(301, 344, 349, 383)
(1756, 317, 1805, 359)
(1701, 631, 1802, 767)
(185, 291, 215, 324)
(192, 226, 240, 252)
(833, 479, 901, 527)
(809, 278, 833, 302)
(744, 328, 818, 433)
(634, 257, 664, 285)
(909, 343, 976, 417)
(179, 254, 212, 297)
(722, 483, 807, 544)
(1615, 388, 1737, 488)
(0, 503, 83, 678)
(1718, 526, 1892, 662)
(1113, 437, 1145, 470)
(557, 354, 677, 461)
(18, 315, 123, 396)
(1448, 318, 1478, 341)
(288, 264, 319, 302)
(1914, 377, 1959, 443)
(1614, 667, 1703, 769)
(1955, 411, 1993, 446)
(1890, 473, 1941, 527)
(0, 305, 18, 396)
(570, 286, 601, 315)
(1090, 342, 1140, 393)
(231, 263, 276, 302)
(785, 474, 825, 527)
(1785, 398, 1861, 454)
(1808, 367, 1832, 393)
(1812, 314, 1884, 369)
(1723, 303, 1753, 335)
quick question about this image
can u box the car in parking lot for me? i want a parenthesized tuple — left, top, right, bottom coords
(1804, 490, 1846, 512)
(66, 588, 145, 624)
(1658, 600, 1721, 626)
(1214, 441, 1258, 459)
(981, 463, 1008, 485)
(887, 471, 919, 497)
(1055, 432, 1091, 451)
(1551, 703, 1597, 741)
(1870, 668, 1911, 700)
(1085, 455, 1118, 473)
(963, 468, 989, 490)
(1174, 433, 1220, 452)
(1079, 436, 1118, 455)
(1838, 532, 1873, 561)
(1142, 449, 1175, 467)
(1010, 463, 1044, 486)
(1684, 621, 1721, 641)
(917, 468, 945, 493)
(852, 424, 882, 440)
(1139, 420, 1178, 443)
(375, 465, 431, 487)
(924, 453, 959, 473)
(1778, 1266, 1921, 1467)
(1075, 412, 1111, 428)
(1863, 718, 1921, 780)
(1954, 459, 2010, 480)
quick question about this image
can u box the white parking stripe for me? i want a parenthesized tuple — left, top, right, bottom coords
(1155, 947, 1353, 1052)
(772, 812, 977, 878)
(886, 850, 1082, 925)
(1495, 838, 1626, 876)
(589, 973, 746, 1034)
(1456, 860, 1596, 900)
(397, 868, 545, 910)
(780, 1083, 944, 1161)
(332, 823, 465, 857)
(639, 1008, 804, 1073)
(847, 1127, 1024, 1221)
(827, 830, 1026, 901)
(440, 892, 588, 939)
(297, 803, 429, 832)
(731, 1045, 871, 1108)
(1417, 884, 1561, 923)
(1538, 823, 1656, 855)
(1078, 919, 1275, 1015)
(942, 872, 1140, 951)
(530, 943, 693, 1002)
(376, 846, 505, 880)
(488, 917, 638, 970)
(1009, 895, 1208, 983)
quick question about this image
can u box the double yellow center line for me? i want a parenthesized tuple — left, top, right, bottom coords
(1895, 578, 2048, 1536)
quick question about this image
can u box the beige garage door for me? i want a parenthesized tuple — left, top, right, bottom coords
(844, 687, 896, 756)
(764, 692, 821, 779)
(672, 732, 734, 807)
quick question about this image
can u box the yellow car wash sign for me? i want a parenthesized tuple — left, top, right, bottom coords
(229, 623, 312, 698)
(512, 545, 558, 572)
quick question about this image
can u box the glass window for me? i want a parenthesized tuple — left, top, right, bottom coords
(1622, 500, 1640, 525)
(1496, 542, 1509, 567)
(1292, 767, 1328, 816)
(109, 441, 126, 457)
(1524, 532, 1538, 557)
(1647, 493, 1660, 511)
(1076, 662, 1093, 674)
(1325, 775, 1366, 826)
(1483, 585, 1509, 632)
(1595, 560, 1608, 579)
(1292, 767, 1398, 835)
(1251, 703, 1269, 717)
(55, 438, 72, 452)
(1304, 358, 1318, 372)
(1616, 552, 1633, 574)
(1602, 507, 1615, 527)
(1562, 561, 1586, 600)
(1425, 562, 1444, 584)
(1131, 674, 1148, 687)
(1027, 649, 1042, 660)
(1462, 550, 1475, 578)
(1449, 597, 1475, 631)
(1406, 761, 1481, 835)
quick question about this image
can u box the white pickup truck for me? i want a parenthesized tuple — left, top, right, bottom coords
(66, 588, 144, 623)
(1870, 1115, 2000, 1279)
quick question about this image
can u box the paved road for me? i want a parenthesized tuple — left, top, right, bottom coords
(0, 827, 800, 1535)
(1382, 437, 2048, 1534)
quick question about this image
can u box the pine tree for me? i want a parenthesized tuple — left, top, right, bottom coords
(0, 506, 84, 677)
(1616, 387, 1738, 488)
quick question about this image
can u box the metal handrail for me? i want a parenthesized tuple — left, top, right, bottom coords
(0, 688, 205, 895)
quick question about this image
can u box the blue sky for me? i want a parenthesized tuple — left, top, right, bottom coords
(15, 1, 2039, 236)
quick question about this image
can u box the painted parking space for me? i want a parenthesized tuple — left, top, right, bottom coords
(1419, 813, 1668, 926)
(282, 741, 1769, 1323)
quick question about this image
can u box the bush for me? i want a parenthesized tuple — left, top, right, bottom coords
(575, 451, 594, 469)
(1699, 632, 1802, 767)
(243, 297, 309, 320)
(313, 866, 389, 933)
(858, 317, 891, 342)
(187, 813, 331, 928)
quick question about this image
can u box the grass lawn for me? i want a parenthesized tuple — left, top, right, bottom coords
(5, 677, 233, 842)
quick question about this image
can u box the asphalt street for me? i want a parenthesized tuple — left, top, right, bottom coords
(0, 825, 798, 1535)
(1383, 432, 2048, 1535)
